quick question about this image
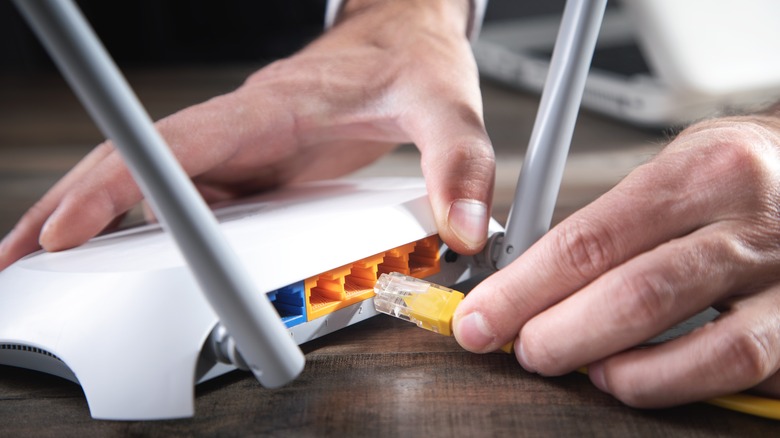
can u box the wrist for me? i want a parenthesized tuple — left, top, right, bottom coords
(326, 0, 486, 42)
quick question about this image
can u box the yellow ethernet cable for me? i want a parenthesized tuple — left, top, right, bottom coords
(374, 272, 780, 421)
(373, 272, 463, 336)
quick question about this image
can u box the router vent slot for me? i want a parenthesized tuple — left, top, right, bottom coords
(0, 344, 63, 362)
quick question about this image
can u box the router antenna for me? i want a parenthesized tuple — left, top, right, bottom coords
(14, 0, 305, 387)
(495, 0, 607, 269)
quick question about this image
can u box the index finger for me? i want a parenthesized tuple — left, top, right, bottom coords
(0, 142, 114, 270)
(452, 143, 734, 353)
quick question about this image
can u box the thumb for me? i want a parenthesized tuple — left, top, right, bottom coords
(405, 100, 495, 255)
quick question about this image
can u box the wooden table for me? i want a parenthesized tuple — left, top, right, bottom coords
(0, 69, 775, 436)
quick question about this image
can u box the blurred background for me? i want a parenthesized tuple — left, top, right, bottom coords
(0, 1, 568, 72)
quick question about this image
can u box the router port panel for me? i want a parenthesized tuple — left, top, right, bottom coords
(305, 257, 381, 321)
(304, 235, 441, 322)
(265, 235, 442, 326)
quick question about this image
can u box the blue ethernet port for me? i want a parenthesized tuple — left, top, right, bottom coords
(267, 282, 307, 328)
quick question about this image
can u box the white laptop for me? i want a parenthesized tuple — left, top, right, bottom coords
(475, 0, 780, 127)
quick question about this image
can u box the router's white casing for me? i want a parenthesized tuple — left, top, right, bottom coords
(0, 177, 502, 420)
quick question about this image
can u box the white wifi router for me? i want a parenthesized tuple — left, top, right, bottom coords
(0, 177, 503, 419)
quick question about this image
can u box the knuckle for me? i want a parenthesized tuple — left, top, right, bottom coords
(455, 141, 496, 180)
(446, 137, 495, 165)
(714, 137, 771, 187)
(674, 121, 779, 196)
(426, 139, 495, 199)
(449, 99, 489, 130)
(67, 183, 124, 221)
(608, 269, 674, 333)
(701, 231, 767, 286)
(719, 328, 775, 384)
(96, 187, 127, 218)
(552, 219, 617, 283)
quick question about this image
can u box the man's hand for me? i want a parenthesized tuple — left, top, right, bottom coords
(454, 115, 780, 407)
(0, 0, 494, 270)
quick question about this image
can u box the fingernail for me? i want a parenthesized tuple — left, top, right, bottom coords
(588, 362, 610, 394)
(517, 341, 535, 372)
(448, 199, 488, 250)
(455, 312, 495, 350)
(39, 211, 59, 250)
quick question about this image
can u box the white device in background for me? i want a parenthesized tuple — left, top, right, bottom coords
(0, 0, 606, 421)
(626, 0, 780, 97)
(475, 0, 780, 127)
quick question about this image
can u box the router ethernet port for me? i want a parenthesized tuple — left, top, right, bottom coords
(408, 235, 440, 278)
(267, 282, 307, 328)
(304, 235, 442, 321)
(377, 242, 415, 277)
(305, 254, 383, 320)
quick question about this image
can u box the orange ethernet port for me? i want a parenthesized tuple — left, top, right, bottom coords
(376, 235, 441, 279)
(305, 253, 384, 320)
(304, 235, 442, 321)
(408, 234, 440, 278)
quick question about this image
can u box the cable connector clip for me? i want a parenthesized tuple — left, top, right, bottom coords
(373, 272, 464, 336)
